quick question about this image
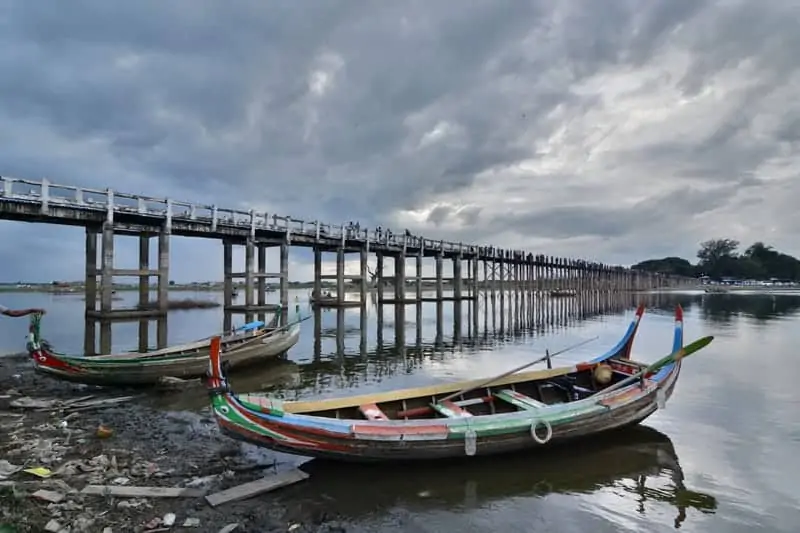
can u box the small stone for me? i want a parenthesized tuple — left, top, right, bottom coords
(31, 489, 64, 503)
(162, 513, 176, 527)
(182, 518, 201, 527)
(44, 520, 61, 532)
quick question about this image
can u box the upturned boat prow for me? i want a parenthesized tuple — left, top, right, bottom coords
(206, 304, 713, 462)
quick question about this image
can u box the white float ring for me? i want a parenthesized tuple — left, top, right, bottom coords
(530, 419, 553, 444)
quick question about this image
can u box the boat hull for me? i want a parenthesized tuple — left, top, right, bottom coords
(212, 363, 677, 462)
(30, 325, 301, 387)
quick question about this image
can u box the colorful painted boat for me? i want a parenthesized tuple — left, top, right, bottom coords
(27, 314, 302, 387)
(206, 305, 713, 462)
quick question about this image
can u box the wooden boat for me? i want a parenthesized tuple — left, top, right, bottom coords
(550, 288, 577, 297)
(27, 314, 302, 387)
(206, 304, 714, 461)
(309, 290, 362, 308)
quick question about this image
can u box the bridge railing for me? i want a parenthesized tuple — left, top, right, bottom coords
(1, 175, 486, 256)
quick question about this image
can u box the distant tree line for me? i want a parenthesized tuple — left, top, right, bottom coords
(631, 239, 800, 281)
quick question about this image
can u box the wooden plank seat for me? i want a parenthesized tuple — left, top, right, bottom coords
(494, 389, 547, 410)
(430, 399, 474, 418)
(359, 403, 390, 421)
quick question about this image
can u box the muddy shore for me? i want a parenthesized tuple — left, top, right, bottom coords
(0, 353, 348, 533)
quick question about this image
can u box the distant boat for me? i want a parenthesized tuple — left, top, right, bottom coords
(703, 286, 728, 294)
(550, 288, 577, 297)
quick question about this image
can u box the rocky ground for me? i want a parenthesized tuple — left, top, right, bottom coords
(0, 353, 349, 533)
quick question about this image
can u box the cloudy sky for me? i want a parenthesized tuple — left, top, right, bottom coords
(1, 0, 798, 282)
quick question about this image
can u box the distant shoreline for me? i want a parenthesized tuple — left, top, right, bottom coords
(649, 285, 800, 293)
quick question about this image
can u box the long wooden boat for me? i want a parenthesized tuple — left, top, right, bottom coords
(206, 304, 713, 461)
(27, 314, 302, 387)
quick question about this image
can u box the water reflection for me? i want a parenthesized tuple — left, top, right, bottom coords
(291, 426, 716, 529)
(627, 292, 800, 327)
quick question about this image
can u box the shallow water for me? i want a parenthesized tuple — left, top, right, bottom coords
(1, 289, 798, 532)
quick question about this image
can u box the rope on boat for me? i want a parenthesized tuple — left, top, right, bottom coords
(530, 419, 552, 444)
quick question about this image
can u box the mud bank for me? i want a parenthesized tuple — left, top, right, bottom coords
(0, 354, 348, 533)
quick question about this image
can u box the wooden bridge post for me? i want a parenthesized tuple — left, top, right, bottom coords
(223, 241, 234, 313)
(138, 235, 152, 351)
(279, 241, 289, 321)
(100, 223, 115, 316)
(244, 239, 255, 313)
(415, 244, 423, 303)
(360, 240, 369, 306)
(376, 253, 384, 303)
(336, 245, 345, 305)
(498, 249, 505, 308)
(84, 227, 98, 317)
(453, 254, 462, 301)
(472, 254, 479, 300)
(257, 244, 267, 311)
(156, 227, 169, 315)
(313, 248, 322, 303)
(394, 253, 406, 303)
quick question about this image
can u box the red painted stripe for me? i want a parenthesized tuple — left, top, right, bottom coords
(351, 423, 449, 436)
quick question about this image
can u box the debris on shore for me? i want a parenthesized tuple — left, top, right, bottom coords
(0, 360, 343, 533)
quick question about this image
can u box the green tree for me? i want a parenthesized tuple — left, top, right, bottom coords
(697, 239, 739, 266)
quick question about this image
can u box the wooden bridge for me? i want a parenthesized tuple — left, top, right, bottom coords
(0, 175, 693, 326)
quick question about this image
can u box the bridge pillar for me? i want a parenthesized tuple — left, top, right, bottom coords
(359, 242, 369, 308)
(100, 223, 115, 316)
(472, 256, 479, 300)
(452, 256, 462, 301)
(336, 247, 345, 304)
(376, 252, 384, 303)
(435, 254, 443, 301)
(394, 254, 406, 303)
(415, 251, 423, 303)
(313, 248, 322, 303)
(157, 228, 169, 315)
(279, 242, 289, 325)
(84, 228, 98, 317)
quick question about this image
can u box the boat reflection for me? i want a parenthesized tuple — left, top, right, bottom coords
(292, 426, 717, 529)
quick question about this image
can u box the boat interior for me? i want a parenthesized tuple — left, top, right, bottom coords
(267, 357, 650, 422)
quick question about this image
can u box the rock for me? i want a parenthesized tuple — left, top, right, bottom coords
(102, 528, 113, 533)
(218, 525, 239, 533)
(44, 520, 62, 533)
(143, 517, 162, 530)
(162, 513, 176, 527)
(0, 460, 21, 479)
(71, 516, 95, 532)
(31, 489, 65, 503)
(182, 518, 201, 527)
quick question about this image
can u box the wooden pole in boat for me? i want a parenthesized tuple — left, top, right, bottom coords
(590, 335, 714, 397)
(438, 336, 599, 404)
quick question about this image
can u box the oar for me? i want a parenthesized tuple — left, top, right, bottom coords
(438, 336, 600, 404)
(591, 335, 714, 397)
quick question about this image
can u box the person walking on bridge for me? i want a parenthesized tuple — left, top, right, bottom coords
(0, 304, 46, 317)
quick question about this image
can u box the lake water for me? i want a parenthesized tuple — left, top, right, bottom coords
(1, 289, 798, 532)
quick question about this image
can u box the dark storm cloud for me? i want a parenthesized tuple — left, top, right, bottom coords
(0, 0, 798, 281)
